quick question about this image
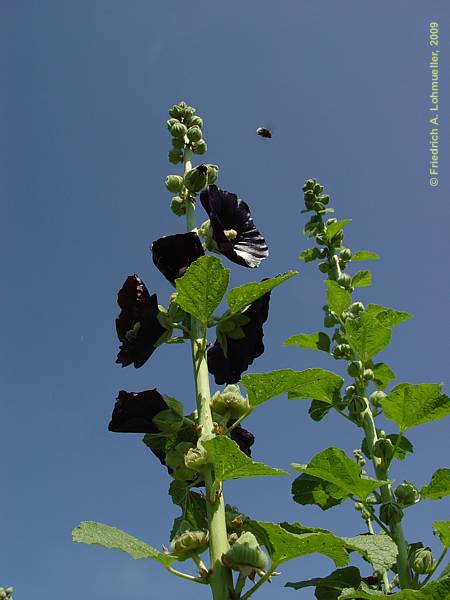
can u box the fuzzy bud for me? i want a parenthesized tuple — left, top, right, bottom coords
(318, 262, 330, 273)
(337, 273, 352, 289)
(222, 532, 267, 577)
(372, 437, 395, 461)
(410, 547, 434, 575)
(170, 196, 186, 216)
(165, 442, 193, 470)
(345, 385, 356, 398)
(340, 247, 352, 261)
(347, 361, 363, 378)
(186, 126, 202, 142)
(379, 501, 403, 526)
(348, 395, 367, 415)
(168, 149, 183, 165)
(363, 368, 374, 381)
(349, 301, 365, 315)
(184, 446, 209, 471)
(205, 164, 219, 185)
(210, 384, 249, 419)
(369, 390, 386, 408)
(170, 529, 209, 559)
(192, 139, 207, 155)
(168, 103, 186, 119)
(184, 164, 208, 193)
(170, 122, 188, 139)
(189, 115, 203, 128)
(395, 481, 420, 507)
(165, 175, 184, 193)
(183, 105, 196, 124)
(167, 118, 179, 131)
(332, 344, 352, 359)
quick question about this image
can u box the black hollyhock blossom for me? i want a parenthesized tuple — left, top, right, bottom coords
(115, 275, 165, 368)
(108, 389, 167, 433)
(151, 232, 204, 284)
(229, 423, 255, 457)
(208, 292, 271, 385)
(200, 185, 268, 268)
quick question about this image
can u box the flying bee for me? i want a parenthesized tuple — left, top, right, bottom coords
(256, 127, 272, 139)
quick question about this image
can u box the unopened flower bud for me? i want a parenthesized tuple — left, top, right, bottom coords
(186, 126, 202, 142)
(348, 395, 367, 415)
(319, 194, 330, 205)
(184, 446, 209, 471)
(363, 368, 374, 381)
(171, 137, 184, 149)
(170, 122, 188, 139)
(318, 262, 330, 273)
(167, 118, 179, 131)
(331, 230, 344, 245)
(315, 233, 327, 245)
(379, 501, 403, 525)
(347, 361, 363, 377)
(189, 115, 203, 128)
(205, 164, 219, 185)
(165, 175, 184, 193)
(395, 481, 420, 507)
(303, 179, 316, 192)
(373, 437, 394, 461)
(170, 196, 186, 216)
(354, 501, 364, 511)
(350, 301, 364, 315)
(332, 344, 352, 359)
(168, 102, 187, 119)
(192, 139, 207, 155)
(410, 547, 434, 574)
(369, 390, 386, 408)
(170, 529, 209, 559)
(222, 532, 267, 577)
(211, 384, 250, 419)
(183, 105, 196, 124)
(345, 385, 356, 398)
(340, 247, 352, 261)
(184, 164, 208, 192)
(337, 273, 352, 289)
(168, 149, 183, 165)
(152, 409, 184, 434)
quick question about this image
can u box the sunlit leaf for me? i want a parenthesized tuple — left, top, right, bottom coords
(226, 271, 297, 314)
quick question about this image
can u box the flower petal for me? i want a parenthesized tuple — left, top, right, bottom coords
(115, 275, 165, 368)
(207, 292, 271, 384)
(200, 185, 268, 268)
(108, 389, 167, 433)
(152, 232, 204, 284)
(229, 423, 255, 457)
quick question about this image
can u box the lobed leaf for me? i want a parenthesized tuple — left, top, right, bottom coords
(292, 473, 344, 510)
(366, 304, 412, 328)
(345, 312, 391, 362)
(421, 468, 450, 500)
(283, 331, 331, 352)
(226, 271, 297, 314)
(203, 436, 288, 481)
(325, 280, 352, 316)
(309, 399, 333, 421)
(286, 566, 361, 595)
(343, 534, 398, 572)
(372, 362, 396, 391)
(351, 251, 380, 262)
(72, 521, 174, 566)
(352, 270, 372, 287)
(175, 255, 229, 323)
(168, 481, 207, 534)
(382, 383, 450, 432)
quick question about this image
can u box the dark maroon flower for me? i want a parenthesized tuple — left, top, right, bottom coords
(200, 185, 268, 268)
(115, 275, 165, 368)
(229, 423, 255, 457)
(151, 232, 204, 284)
(108, 389, 167, 433)
(208, 292, 271, 384)
(361, 576, 379, 587)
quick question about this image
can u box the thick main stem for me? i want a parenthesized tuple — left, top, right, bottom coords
(184, 149, 233, 600)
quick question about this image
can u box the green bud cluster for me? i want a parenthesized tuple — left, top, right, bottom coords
(221, 532, 267, 578)
(409, 546, 434, 575)
(302, 179, 330, 213)
(167, 101, 207, 157)
(0, 589, 13, 600)
(394, 481, 420, 507)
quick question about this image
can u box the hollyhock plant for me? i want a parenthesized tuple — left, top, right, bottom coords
(73, 101, 450, 600)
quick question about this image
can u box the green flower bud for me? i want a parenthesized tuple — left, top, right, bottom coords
(152, 409, 184, 434)
(337, 273, 352, 289)
(348, 395, 367, 415)
(168, 149, 183, 165)
(165, 175, 184, 193)
(369, 390, 386, 408)
(340, 248, 352, 261)
(184, 446, 209, 471)
(303, 179, 316, 192)
(324, 310, 339, 328)
(171, 136, 184, 149)
(347, 361, 363, 377)
(170, 196, 186, 216)
(168, 103, 186, 120)
(318, 262, 330, 273)
(332, 343, 352, 359)
(345, 385, 356, 398)
(183, 105, 196, 124)
(189, 115, 203, 128)
(205, 164, 219, 185)
(395, 481, 420, 507)
(354, 501, 364, 511)
(184, 164, 208, 193)
(379, 501, 403, 525)
(410, 547, 434, 574)
(373, 437, 394, 461)
(349, 301, 365, 315)
(170, 122, 188, 139)
(186, 126, 202, 142)
(192, 139, 207, 155)
(331, 229, 345, 245)
(170, 529, 209, 559)
(319, 194, 330, 205)
(210, 384, 250, 419)
(222, 532, 267, 577)
(315, 233, 327, 245)
(363, 368, 374, 381)
(167, 118, 179, 131)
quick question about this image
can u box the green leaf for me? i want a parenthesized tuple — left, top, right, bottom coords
(175, 256, 229, 323)
(351, 270, 372, 287)
(367, 304, 412, 328)
(345, 313, 391, 362)
(247, 521, 349, 567)
(292, 448, 388, 501)
(286, 566, 361, 598)
(72, 522, 174, 566)
(326, 219, 352, 241)
(202, 436, 288, 481)
(168, 481, 207, 534)
(382, 383, 450, 432)
(343, 534, 398, 572)
(351, 251, 380, 262)
(309, 399, 333, 421)
(433, 521, 450, 548)
(421, 469, 450, 500)
(292, 473, 345, 510)
(283, 332, 331, 352)
(339, 574, 450, 599)
(325, 280, 352, 316)
(372, 362, 396, 390)
(241, 368, 344, 407)
(163, 395, 184, 416)
(226, 271, 297, 314)
(300, 248, 321, 262)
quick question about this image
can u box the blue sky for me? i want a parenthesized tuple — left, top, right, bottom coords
(1, 1, 449, 598)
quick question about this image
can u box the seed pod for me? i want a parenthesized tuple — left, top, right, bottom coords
(395, 481, 420, 507)
(186, 126, 202, 143)
(222, 532, 267, 577)
(369, 390, 386, 408)
(192, 139, 207, 155)
(379, 501, 403, 525)
(184, 164, 208, 193)
(373, 437, 395, 461)
(165, 175, 184, 193)
(170, 529, 209, 560)
(410, 547, 434, 574)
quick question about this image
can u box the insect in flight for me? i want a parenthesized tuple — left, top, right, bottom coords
(256, 127, 272, 139)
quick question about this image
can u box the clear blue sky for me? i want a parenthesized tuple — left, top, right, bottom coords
(1, 2, 449, 598)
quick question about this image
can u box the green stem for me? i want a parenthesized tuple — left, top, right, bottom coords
(184, 149, 233, 600)
(166, 565, 208, 585)
(240, 566, 278, 600)
(235, 573, 246, 597)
